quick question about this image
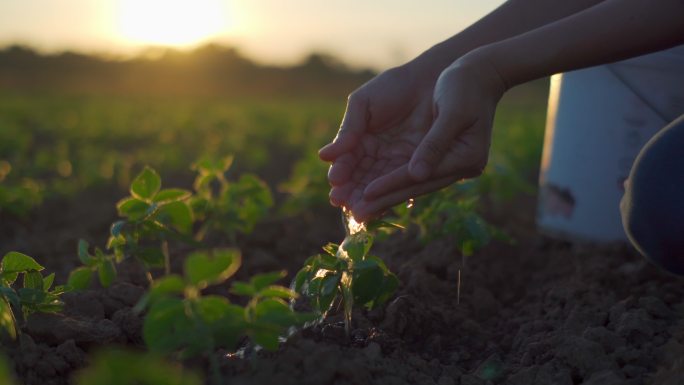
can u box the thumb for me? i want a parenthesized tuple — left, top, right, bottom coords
(408, 108, 469, 181)
(319, 94, 367, 161)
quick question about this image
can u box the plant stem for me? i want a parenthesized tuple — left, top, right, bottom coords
(162, 239, 170, 276)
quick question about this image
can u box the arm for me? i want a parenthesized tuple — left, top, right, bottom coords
(407, 0, 684, 181)
(410, 0, 609, 78)
(472, 0, 684, 88)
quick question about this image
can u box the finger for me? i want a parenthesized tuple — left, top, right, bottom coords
(319, 95, 368, 161)
(363, 164, 410, 200)
(364, 129, 483, 199)
(409, 109, 475, 182)
(352, 175, 458, 222)
(327, 153, 359, 186)
(430, 123, 490, 179)
(329, 183, 355, 207)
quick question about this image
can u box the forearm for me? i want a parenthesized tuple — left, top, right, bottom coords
(477, 0, 684, 88)
(409, 0, 607, 77)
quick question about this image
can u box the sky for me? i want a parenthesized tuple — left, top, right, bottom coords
(0, 0, 504, 69)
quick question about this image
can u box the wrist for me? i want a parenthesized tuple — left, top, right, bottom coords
(452, 47, 511, 95)
(406, 40, 471, 82)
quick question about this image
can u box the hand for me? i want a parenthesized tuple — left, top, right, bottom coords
(318, 62, 437, 213)
(321, 53, 507, 222)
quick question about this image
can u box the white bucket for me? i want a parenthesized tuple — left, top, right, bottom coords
(537, 45, 684, 243)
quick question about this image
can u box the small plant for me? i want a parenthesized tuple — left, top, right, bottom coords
(190, 156, 273, 242)
(294, 212, 401, 334)
(109, 166, 194, 274)
(67, 240, 118, 290)
(136, 248, 312, 383)
(73, 349, 202, 385)
(0, 252, 66, 339)
(68, 166, 195, 289)
(390, 184, 509, 256)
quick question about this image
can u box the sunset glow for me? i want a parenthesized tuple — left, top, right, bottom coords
(116, 0, 231, 47)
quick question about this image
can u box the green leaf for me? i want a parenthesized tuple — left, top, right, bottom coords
(150, 275, 186, 297)
(250, 323, 281, 351)
(0, 273, 18, 287)
(97, 259, 117, 288)
(43, 273, 55, 291)
(317, 273, 340, 313)
(2, 252, 43, 274)
(184, 249, 241, 288)
(316, 253, 340, 270)
(0, 298, 16, 340)
(320, 273, 340, 297)
(254, 298, 295, 327)
(116, 198, 151, 220)
(130, 166, 161, 200)
(366, 220, 405, 232)
(0, 287, 20, 309)
(251, 298, 298, 350)
(18, 288, 47, 306)
(136, 247, 166, 268)
(250, 270, 286, 291)
(375, 273, 399, 307)
(73, 349, 202, 385)
(292, 268, 309, 293)
(195, 295, 231, 324)
(156, 201, 193, 234)
(259, 286, 298, 300)
(110, 221, 126, 237)
(339, 233, 372, 261)
(193, 156, 233, 174)
(143, 297, 190, 354)
(67, 267, 93, 291)
(212, 304, 246, 350)
(154, 189, 192, 204)
(229, 282, 255, 297)
(192, 174, 216, 194)
(134, 275, 185, 313)
(78, 239, 95, 266)
(352, 262, 383, 305)
(23, 271, 43, 290)
(322, 243, 339, 256)
(50, 285, 67, 296)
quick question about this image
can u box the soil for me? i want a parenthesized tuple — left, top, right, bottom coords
(1, 190, 683, 385)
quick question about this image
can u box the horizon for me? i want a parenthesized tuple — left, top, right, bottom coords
(0, 0, 503, 71)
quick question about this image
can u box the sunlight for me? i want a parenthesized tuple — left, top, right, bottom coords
(117, 0, 231, 47)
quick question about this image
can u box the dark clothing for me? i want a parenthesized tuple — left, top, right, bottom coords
(621, 114, 684, 275)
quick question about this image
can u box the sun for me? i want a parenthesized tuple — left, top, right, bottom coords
(117, 0, 231, 47)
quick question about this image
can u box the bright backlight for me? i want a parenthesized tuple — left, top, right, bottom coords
(117, 0, 230, 47)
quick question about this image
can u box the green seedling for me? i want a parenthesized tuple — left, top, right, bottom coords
(0, 252, 66, 339)
(67, 240, 118, 290)
(391, 185, 509, 257)
(229, 269, 316, 350)
(73, 349, 202, 385)
(190, 156, 273, 242)
(136, 248, 312, 384)
(294, 211, 401, 335)
(108, 166, 195, 275)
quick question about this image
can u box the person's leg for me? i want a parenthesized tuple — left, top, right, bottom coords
(621, 114, 684, 275)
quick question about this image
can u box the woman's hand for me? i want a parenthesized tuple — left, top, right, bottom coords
(318, 62, 437, 212)
(322, 52, 508, 222)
